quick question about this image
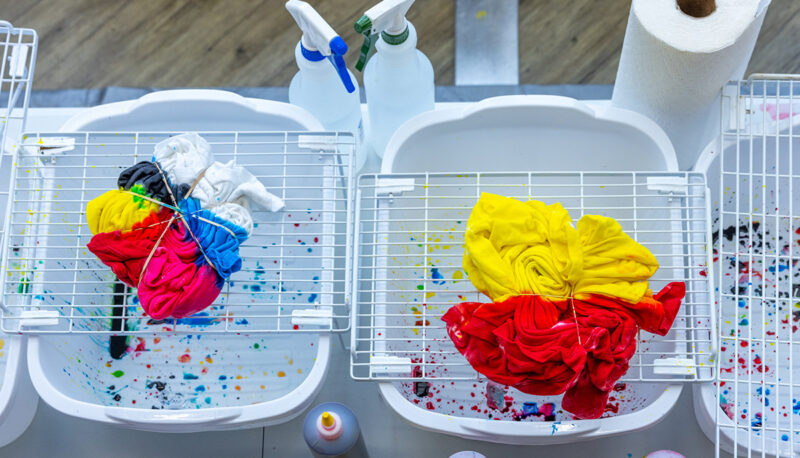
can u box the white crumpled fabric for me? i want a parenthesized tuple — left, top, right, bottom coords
(152, 133, 284, 235)
(152, 133, 214, 185)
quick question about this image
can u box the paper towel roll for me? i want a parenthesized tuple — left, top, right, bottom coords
(612, 0, 770, 170)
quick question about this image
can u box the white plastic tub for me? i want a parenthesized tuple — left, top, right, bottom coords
(0, 150, 38, 446)
(0, 19, 39, 446)
(693, 80, 800, 456)
(359, 95, 703, 444)
(20, 89, 341, 432)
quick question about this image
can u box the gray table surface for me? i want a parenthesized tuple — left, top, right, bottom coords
(0, 86, 725, 458)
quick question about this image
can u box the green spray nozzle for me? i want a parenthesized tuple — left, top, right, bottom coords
(354, 15, 372, 34)
(355, 15, 375, 72)
(354, 13, 411, 72)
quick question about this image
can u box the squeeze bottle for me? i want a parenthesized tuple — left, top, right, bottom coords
(354, 0, 434, 159)
(286, 0, 366, 171)
(302, 402, 369, 457)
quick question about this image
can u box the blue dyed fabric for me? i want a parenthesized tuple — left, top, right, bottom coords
(179, 197, 248, 280)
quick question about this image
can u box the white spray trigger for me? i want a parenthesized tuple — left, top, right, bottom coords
(360, 0, 414, 35)
(286, 0, 355, 93)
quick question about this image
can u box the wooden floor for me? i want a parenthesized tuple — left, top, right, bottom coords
(4, 0, 800, 89)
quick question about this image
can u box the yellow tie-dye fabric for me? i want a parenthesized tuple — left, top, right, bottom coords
(463, 193, 658, 304)
(86, 186, 160, 235)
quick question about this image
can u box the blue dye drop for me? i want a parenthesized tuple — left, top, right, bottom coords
(768, 264, 789, 273)
(431, 268, 445, 285)
(195, 385, 206, 392)
(175, 313, 217, 327)
(183, 373, 199, 380)
(219, 375, 227, 381)
(308, 293, 318, 303)
(251, 284, 261, 292)
(782, 434, 789, 441)
(205, 397, 212, 404)
(522, 402, 539, 416)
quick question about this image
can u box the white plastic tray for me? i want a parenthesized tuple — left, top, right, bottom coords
(351, 95, 705, 444)
(13, 90, 346, 432)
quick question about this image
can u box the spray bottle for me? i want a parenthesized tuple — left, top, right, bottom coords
(354, 0, 434, 159)
(303, 402, 369, 457)
(286, 0, 366, 171)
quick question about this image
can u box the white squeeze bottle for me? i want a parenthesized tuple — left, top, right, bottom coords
(286, 0, 366, 172)
(354, 0, 434, 159)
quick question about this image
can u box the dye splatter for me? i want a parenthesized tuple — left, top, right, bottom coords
(710, 168, 800, 449)
(55, 332, 319, 410)
(513, 402, 556, 421)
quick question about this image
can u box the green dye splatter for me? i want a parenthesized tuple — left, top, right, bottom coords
(129, 184, 152, 208)
(416, 285, 424, 290)
(111, 370, 125, 378)
(17, 276, 30, 294)
(253, 343, 260, 349)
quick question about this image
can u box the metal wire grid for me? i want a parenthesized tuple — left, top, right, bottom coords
(0, 131, 355, 334)
(0, 21, 36, 151)
(0, 21, 36, 303)
(351, 171, 715, 383)
(716, 77, 800, 457)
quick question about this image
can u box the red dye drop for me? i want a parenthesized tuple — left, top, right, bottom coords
(178, 354, 191, 363)
(604, 403, 620, 414)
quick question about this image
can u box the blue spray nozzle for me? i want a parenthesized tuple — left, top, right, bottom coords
(329, 36, 348, 56)
(328, 37, 356, 94)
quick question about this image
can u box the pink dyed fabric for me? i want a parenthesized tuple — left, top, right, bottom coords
(87, 209, 222, 319)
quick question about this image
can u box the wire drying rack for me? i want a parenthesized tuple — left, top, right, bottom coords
(350, 171, 715, 383)
(715, 76, 800, 457)
(0, 21, 35, 149)
(0, 21, 37, 288)
(0, 131, 355, 334)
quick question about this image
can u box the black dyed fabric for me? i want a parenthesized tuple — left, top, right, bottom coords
(117, 161, 173, 202)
